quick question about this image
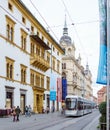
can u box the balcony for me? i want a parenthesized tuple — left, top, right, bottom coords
(30, 54, 50, 71)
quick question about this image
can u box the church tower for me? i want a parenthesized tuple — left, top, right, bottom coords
(60, 15, 75, 57)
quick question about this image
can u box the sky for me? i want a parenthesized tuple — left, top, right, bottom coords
(21, 0, 102, 96)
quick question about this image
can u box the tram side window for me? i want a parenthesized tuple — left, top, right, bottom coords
(78, 101, 83, 110)
(84, 102, 86, 110)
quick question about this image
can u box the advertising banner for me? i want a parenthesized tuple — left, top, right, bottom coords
(50, 73, 56, 101)
(96, 0, 107, 85)
(57, 78, 62, 102)
(62, 78, 67, 101)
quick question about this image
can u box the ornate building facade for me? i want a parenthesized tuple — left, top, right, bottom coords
(60, 17, 93, 100)
(0, 0, 64, 113)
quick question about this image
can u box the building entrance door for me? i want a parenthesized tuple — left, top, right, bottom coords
(20, 94, 25, 114)
(6, 92, 13, 108)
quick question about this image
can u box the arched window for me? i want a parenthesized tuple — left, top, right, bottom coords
(62, 72, 66, 79)
(68, 48, 71, 55)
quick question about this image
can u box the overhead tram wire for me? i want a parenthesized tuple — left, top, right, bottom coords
(61, 0, 89, 63)
(29, 0, 59, 42)
(48, 20, 99, 28)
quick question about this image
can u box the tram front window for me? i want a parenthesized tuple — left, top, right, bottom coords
(65, 98, 76, 110)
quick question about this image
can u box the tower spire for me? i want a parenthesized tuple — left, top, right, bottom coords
(63, 14, 68, 35)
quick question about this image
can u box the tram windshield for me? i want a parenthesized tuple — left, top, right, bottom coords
(65, 98, 76, 109)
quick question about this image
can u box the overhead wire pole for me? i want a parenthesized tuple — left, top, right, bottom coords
(107, 0, 110, 129)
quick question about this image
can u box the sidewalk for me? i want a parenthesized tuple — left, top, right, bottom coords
(83, 114, 100, 130)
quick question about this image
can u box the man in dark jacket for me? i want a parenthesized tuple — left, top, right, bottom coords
(15, 106, 21, 121)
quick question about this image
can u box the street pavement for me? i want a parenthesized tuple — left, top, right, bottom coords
(0, 109, 100, 130)
(82, 113, 100, 130)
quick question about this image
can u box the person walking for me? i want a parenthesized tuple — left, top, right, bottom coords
(42, 107, 45, 113)
(25, 106, 29, 117)
(11, 106, 16, 122)
(61, 105, 65, 115)
(15, 106, 21, 121)
(28, 105, 32, 117)
(51, 105, 55, 113)
(46, 106, 49, 114)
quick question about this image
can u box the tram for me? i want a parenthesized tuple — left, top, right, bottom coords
(65, 95, 93, 117)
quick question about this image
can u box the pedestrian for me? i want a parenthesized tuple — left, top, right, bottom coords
(28, 105, 32, 116)
(61, 105, 65, 115)
(25, 106, 29, 117)
(51, 105, 55, 113)
(11, 106, 16, 122)
(46, 106, 49, 114)
(15, 106, 21, 121)
(42, 107, 45, 113)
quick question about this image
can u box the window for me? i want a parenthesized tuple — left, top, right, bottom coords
(53, 46, 55, 52)
(36, 74, 40, 87)
(30, 71, 40, 87)
(68, 48, 71, 55)
(8, 2, 13, 11)
(41, 75, 44, 88)
(47, 52, 50, 64)
(30, 70, 35, 85)
(31, 42, 34, 56)
(20, 64, 27, 84)
(46, 77, 50, 90)
(6, 57, 14, 80)
(21, 29, 27, 51)
(41, 49, 45, 58)
(22, 16, 26, 24)
(36, 45, 40, 56)
(6, 15, 16, 42)
(31, 26, 34, 33)
(62, 48, 65, 54)
(57, 60, 60, 72)
(37, 31, 39, 36)
(62, 63, 66, 69)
